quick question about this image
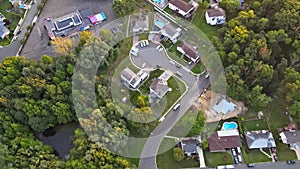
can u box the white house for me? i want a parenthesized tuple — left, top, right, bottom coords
(121, 67, 142, 89)
(0, 22, 10, 39)
(168, 0, 195, 17)
(205, 7, 226, 25)
(150, 79, 170, 99)
(177, 42, 200, 63)
(161, 23, 182, 44)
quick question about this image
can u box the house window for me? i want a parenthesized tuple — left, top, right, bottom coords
(212, 18, 215, 21)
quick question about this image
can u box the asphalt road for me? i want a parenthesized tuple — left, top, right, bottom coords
(137, 44, 210, 169)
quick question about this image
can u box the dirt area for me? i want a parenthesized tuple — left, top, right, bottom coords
(198, 90, 247, 123)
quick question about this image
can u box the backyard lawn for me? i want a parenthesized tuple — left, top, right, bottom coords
(241, 119, 269, 132)
(203, 151, 233, 167)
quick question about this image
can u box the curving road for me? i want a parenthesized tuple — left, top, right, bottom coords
(136, 43, 210, 169)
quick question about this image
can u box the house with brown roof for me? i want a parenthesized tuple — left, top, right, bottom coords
(177, 42, 200, 63)
(208, 129, 242, 152)
(205, 6, 226, 25)
(168, 0, 195, 18)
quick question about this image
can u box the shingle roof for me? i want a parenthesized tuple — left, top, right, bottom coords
(208, 131, 242, 152)
(245, 131, 276, 149)
(121, 67, 136, 82)
(180, 137, 199, 154)
(280, 130, 300, 144)
(0, 22, 10, 38)
(169, 0, 194, 13)
(177, 43, 199, 60)
(150, 79, 169, 98)
(206, 7, 226, 17)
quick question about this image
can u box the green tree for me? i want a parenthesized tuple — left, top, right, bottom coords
(220, 0, 240, 13)
(173, 147, 184, 162)
(112, 0, 136, 17)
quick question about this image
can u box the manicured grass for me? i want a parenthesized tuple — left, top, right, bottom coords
(203, 151, 233, 167)
(139, 69, 164, 93)
(241, 147, 272, 164)
(263, 97, 297, 161)
(191, 61, 205, 74)
(135, 0, 154, 12)
(241, 119, 269, 132)
(129, 90, 141, 106)
(191, 8, 220, 40)
(138, 33, 149, 41)
(160, 40, 173, 49)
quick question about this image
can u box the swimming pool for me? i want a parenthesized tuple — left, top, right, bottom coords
(155, 20, 165, 28)
(222, 122, 237, 130)
(154, 0, 162, 3)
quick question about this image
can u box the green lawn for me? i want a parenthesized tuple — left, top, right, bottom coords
(241, 147, 272, 164)
(163, 77, 186, 113)
(160, 40, 173, 49)
(191, 8, 220, 40)
(138, 33, 149, 41)
(241, 119, 269, 132)
(191, 61, 206, 74)
(203, 151, 233, 167)
(139, 69, 164, 93)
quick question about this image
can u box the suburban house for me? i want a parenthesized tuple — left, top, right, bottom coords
(245, 130, 276, 149)
(0, 13, 5, 22)
(279, 123, 300, 147)
(149, 79, 170, 99)
(179, 137, 199, 156)
(131, 15, 149, 33)
(168, 0, 195, 18)
(205, 6, 226, 25)
(212, 99, 237, 115)
(121, 67, 142, 89)
(176, 42, 200, 63)
(208, 129, 242, 152)
(160, 23, 182, 44)
(0, 22, 10, 39)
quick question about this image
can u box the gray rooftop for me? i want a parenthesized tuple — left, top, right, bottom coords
(245, 130, 276, 149)
(0, 23, 10, 39)
(280, 130, 300, 144)
(180, 138, 199, 155)
(150, 79, 170, 98)
(121, 67, 136, 82)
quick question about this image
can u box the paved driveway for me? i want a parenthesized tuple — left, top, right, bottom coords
(20, 0, 117, 59)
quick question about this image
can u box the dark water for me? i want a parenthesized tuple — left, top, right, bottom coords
(35, 122, 79, 159)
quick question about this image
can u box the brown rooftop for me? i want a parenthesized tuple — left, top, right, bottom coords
(178, 43, 199, 60)
(206, 7, 226, 17)
(169, 0, 194, 13)
(208, 132, 242, 152)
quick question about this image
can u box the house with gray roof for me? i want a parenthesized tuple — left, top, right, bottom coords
(179, 137, 199, 156)
(121, 67, 142, 89)
(161, 23, 182, 44)
(245, 130, 276, 149)
(0, 13, 5, 22)
(0, 22, 10, 39)
(280, 130, 300, 145)
(130, 15, 149, 33)
(150, 79, 170, 99)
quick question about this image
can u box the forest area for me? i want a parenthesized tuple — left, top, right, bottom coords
(0, 0, 299, 168)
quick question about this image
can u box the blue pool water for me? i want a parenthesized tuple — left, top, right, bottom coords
(222, 122, 237, 130)
(155, 20, 165, 28)
(155, 0, 162, 3)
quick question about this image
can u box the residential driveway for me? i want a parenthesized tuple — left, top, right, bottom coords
(20, 0, 117, 59)
(290, 143, 300, 160)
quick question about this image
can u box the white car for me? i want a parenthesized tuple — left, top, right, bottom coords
(12, 36, 18, 41)
(145, 40, 149, 46)
(205, 74, 209, 79)
(231, 148, 236, 156)
(238, 155, 242, 163)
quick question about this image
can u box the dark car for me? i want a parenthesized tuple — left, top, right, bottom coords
(247, 163, 255, 167)
(287, 160, 296, 164)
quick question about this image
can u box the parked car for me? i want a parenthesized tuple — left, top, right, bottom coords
(237, 155, 242, 163)
(237, 147, 241, 153)
(274, 156, 278, 162)
(247, 163, 255, 167)
(287, 160, 296, 164)
(205, 74, 209, 79)
(234, 157, 239, 164)
(231, 148, 237, 156)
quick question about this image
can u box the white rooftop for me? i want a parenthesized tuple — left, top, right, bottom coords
(217, 129, 239, 137)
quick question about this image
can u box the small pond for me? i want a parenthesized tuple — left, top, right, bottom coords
(35, 122, 79, 159)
